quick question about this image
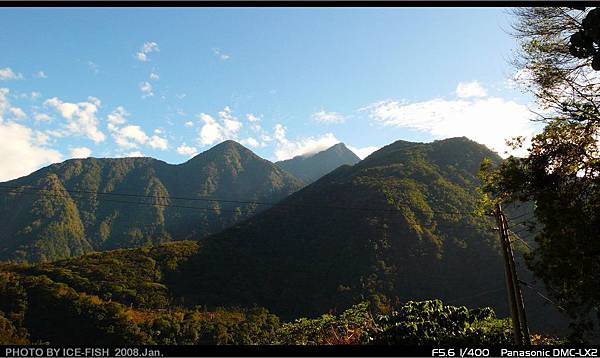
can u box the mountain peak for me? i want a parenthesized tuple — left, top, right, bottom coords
(0, 138, 304, 262)
(185, 140, 256, 164)
(276, 143, 360, 184)
(207, 140, 248, 152)
(327, 142, 348, 151)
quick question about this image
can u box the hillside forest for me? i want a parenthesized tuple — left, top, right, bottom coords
(1, 7, 599, 346)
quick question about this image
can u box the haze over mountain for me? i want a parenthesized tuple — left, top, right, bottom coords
(0, 140, 303, 262)
(276, 143, 361, 183)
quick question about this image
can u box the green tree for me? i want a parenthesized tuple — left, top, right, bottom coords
(481, 7, 600, 341)
(510, 8, 599, 114)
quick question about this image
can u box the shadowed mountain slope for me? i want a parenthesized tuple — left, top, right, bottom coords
(169, 137, 567, 333)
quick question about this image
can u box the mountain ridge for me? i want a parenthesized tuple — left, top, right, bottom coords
(170, 137, 531, 319)
(0, 140, 303, 262)
(276, 142, 361, 183)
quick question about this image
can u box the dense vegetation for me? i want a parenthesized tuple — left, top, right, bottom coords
(0, 140, 303, 263)
(276, 143, 361, 184)
(0, 242, 516, 345)
(482, 7, 600, 341)
(168, 137, 565, 334)
(0, 137, 571, 343)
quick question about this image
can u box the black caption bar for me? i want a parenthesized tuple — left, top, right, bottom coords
(1, 346, 600, 357)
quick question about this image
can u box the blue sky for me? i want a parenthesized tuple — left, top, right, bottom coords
(0, 7, 538, 181)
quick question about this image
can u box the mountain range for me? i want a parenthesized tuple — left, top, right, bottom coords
(171, 137, 507, 316)
(0, 136, 567, 336)
(167, 137, 566, 332)
(275, 143, 361, 183)
(0, 141, 304, 262)
(0, 140, 362, 262)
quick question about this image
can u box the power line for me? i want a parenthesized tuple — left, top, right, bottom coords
(0, 184, 481, 217)
(0, 187, 496, 234)
(518, 279, 567, 313)
(508, 230, 533, 251)
(507, 212, 532, 221)
(0, 188, 245, 215)
(510, 216, 536, 227)
(512, 227, 533, 236)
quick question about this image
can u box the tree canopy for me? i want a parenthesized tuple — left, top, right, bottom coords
(481, 7, 600, 342)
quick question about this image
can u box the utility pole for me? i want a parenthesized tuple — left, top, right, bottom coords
(501, 208, 531, 345)
(494, 203, 530, 345)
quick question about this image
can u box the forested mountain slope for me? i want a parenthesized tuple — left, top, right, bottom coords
(169, 137, 566, 333)
(0, 140, 303, 262)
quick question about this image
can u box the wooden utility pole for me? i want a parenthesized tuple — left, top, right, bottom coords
(501, 208, 531, 345)
(494, 203, 530, 345)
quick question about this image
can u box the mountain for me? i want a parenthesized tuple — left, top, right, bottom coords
(276, 143, 361, 183)
(0, 140, 303, 262)
(169, 137, 566, 332)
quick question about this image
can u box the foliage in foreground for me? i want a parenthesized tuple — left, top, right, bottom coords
(0, 260, 515, 345)
(277, 300, 512, 345)
(483, 7, 600, 341)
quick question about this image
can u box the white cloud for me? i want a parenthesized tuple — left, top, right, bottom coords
(0, 88, 9, 118)
(127, 151, 144, 157)
(136, 41, 160, 62)
(139, 81, 154, 98)
(35, 71, 48, 79)
(176, 143, 198, 156)
(312, 110, 345, 124)
(0, 88, 27, 121)
(135, 52, 147, 62)
(198, 114, 223, 146)
(148, 135, 168, 150)
(273, 124, 340, 160)
(70, 146, 92, 158)
(87, 97, 100, 107)
(245, 119, 272, 147)
(34, 112, 51, 122)
(149, 72, 160, 81)
(246, 113, 261, 122)
(0, 68, 23, 80)
(260, 132, 272, 142)
(110, 124, 148, 149)
(456, 81, 487, 98)
(184, 121, 194, 127)
(197, 107, 243, 146)
(348, 145, 379, 160)
(107, 106, 129, 125)
(212, 48, 231, 61)
(35, 131, 50, 146)
(107, 111, 168, 150)
(9, 107, 26, 120)
(44, 97, 106, 143)
(45, 129, 65, 138)
(362, 94, 538, 157)
(142, 42, 159, 53)
(240, 137, 259, 148)
(0, 121, 62, 181)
